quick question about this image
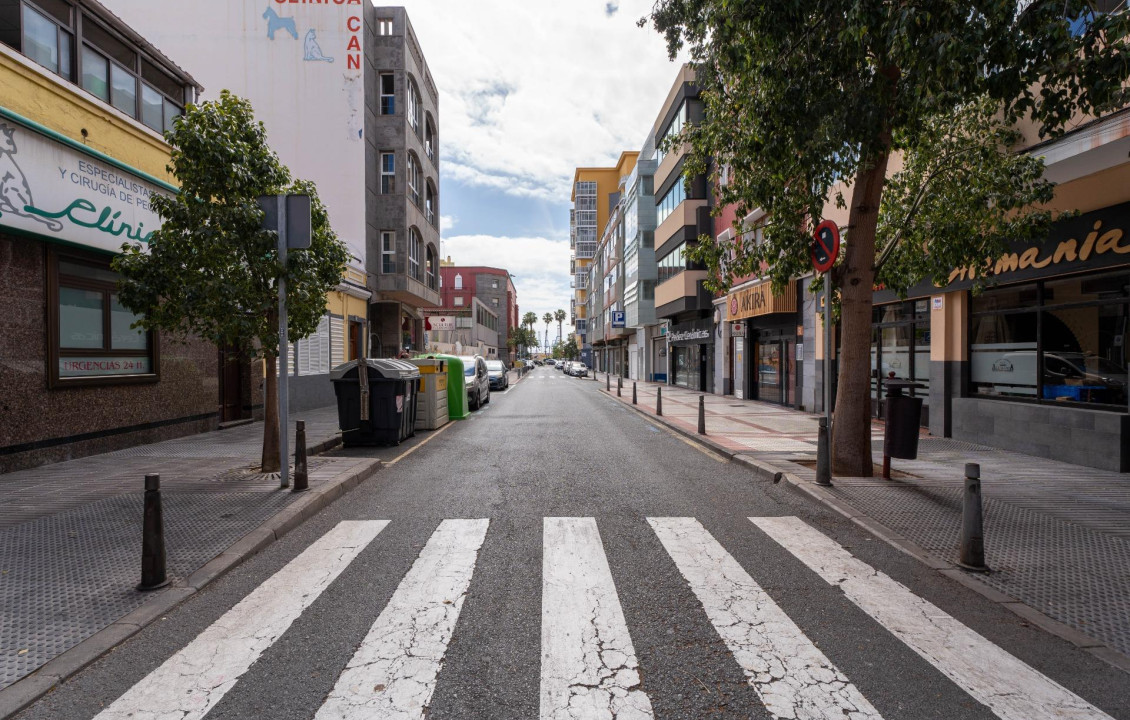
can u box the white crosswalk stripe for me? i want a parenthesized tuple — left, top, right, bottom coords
(649, 517, 883, 720)
(541, 517, 654, 720)
(94, 520, 388, 720)
(750, 516, 1116, 720)
(315, 518, 489, 720)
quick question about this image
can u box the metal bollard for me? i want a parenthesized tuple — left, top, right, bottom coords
(606, 372, 611, 391)
(632, 382, 638, 405)
(138, 474, 170, 591)
(617, 376, 622, 397)
(698, 395, 707, 435)
(958, 463, 988, 571)
(815, 417, 832, 486)
(656, 386, 663, 416)
(292, 420, 309, 493)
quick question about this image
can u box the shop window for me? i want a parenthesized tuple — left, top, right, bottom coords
(49, 250, 157, 387)
(969, 271, 1128, 408)
(380, 231, 396, 273)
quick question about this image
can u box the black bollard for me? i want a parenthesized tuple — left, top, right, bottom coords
(656, 386, 663, 416)
(632, 382, 638, 405)
(815, 417, 832, 486)
(617, 376, 622, 397)
(606, 372, 611, 391)
(698, 395, 707, 435)
(958, 463, 988, 571)
(138, 474, 170, 591)
(292, 420, 309, 493)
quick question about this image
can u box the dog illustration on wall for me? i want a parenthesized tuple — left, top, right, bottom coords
(263, 6, 298, 41)
(0, 124, 63, 232)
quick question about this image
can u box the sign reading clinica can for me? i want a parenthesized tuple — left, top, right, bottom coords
(0, 117, 170, 253)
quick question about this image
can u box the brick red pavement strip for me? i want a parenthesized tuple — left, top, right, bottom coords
(598, 375, 1130, 674)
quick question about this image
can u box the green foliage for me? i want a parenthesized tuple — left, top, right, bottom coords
(113, 91, 349, 358)
(508, 325, 538, 355)
(644, 1, 1130, 296)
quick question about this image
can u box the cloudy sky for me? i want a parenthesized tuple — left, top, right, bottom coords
(396, 0, 685, 337)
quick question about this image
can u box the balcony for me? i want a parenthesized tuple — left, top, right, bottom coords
(575, 241, 598, 259)
(371, 271, 441, 308)
(655, 270, 710, 318)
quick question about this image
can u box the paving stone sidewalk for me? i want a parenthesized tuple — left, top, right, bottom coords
(598, 373, 1130, 665)
(0, 405, 369, 691)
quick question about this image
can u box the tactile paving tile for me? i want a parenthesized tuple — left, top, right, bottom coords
(831, 485, 1130, 657)
(0, 489, 296, 689)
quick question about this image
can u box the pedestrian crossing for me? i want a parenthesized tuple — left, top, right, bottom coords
(90, 517, 1115, 720)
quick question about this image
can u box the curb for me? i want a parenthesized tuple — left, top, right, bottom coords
(602, 385, 1130, 675)
(0, 455, 380, 719)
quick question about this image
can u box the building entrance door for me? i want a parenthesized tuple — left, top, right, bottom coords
(218, 345, 244, 422)
(752, 331, 796, 407)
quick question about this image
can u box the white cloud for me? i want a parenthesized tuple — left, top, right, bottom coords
(440, 214, 457, 232)
(400, 0, 684, 201)
(442, 234, 575, 336)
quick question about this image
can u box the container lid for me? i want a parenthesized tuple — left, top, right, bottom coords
(330, 359, 421, 381)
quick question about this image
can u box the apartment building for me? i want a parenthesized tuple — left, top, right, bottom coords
(652, 64, 715, 391)
(570, 152, 638, 367)
(0, 0, 208, 471)
(430, 264, 518, 363)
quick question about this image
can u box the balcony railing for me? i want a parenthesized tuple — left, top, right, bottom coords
(575, 241, 597, 259)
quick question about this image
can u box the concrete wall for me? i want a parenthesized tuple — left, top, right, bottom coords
(952, 398, 1128, 472)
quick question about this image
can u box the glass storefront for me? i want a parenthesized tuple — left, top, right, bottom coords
(970, 270, 1128, 408)
(871, 300, 930, 424)
(752, 329, 796, 406)
(673, 345, 700, 388)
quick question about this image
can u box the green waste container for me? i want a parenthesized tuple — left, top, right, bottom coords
(330, 359, 420, 446)
(416, 354, 470, 420)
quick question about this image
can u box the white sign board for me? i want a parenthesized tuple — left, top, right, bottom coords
(0, 121, 167, 253)
(427, 315, 456, 331)
(101, 0, 367, 259)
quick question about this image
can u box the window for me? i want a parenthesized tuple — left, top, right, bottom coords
(426, 246, 437, 290)
(49, 249, 156, 387)
(377, 17, 393, 35)
(407, 153, 421, 208)
(454, 296, 464, 306)
(409, 228, 421, 281)
(656, 177, 686, 226)
(491, 297, 499, 306)
(110, 61, 136, 116)
(81, 44, 108, 100)
(380, 73, 395, 114)
(656, 101, 685, 164)
(657, 243, 686, 284)
(380, 152, 395, 194)
(407, 78, 421, 134)
(22, 3, 69, 77)
(381, 231, 396, 274)
(969, 271, 1129, 408)
(454, 273, 463, 289)
(575, 181, 596, 196)
(491, 279, 499, 289)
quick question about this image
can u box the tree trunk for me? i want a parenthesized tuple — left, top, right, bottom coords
(832, 156, 891, 477)
(261, 354, 281, 473)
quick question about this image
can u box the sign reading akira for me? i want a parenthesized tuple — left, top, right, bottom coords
(875, 201, 1130, 302)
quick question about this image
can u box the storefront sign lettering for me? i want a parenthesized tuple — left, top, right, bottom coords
(669, 329, 711, 342)
(727, 279, 797, 321)
(948, 220, 1129, 284)
(59, 356, 151, 377)
(0, 120, 168, 253)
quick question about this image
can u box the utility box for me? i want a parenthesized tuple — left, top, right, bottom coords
(410, 358, 450, 430)
(416, 353, 470, 420)
(330, 359, 420, 446)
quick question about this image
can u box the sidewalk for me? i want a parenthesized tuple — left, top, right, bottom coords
(0, 406, 379, 698)
(597, 372, 1130, 671)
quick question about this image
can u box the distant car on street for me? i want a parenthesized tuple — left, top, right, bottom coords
(485, 359, 508, 390)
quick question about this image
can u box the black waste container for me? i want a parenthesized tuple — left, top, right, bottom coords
(882, 378, 926, 460)
(330, 359, 421, 446)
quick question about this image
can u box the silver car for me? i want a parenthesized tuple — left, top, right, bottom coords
(458, 355, 491, 410)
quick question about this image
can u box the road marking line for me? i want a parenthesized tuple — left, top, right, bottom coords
(541, 517, 654, 720)
(648, 517, 883, 720)
(750, 516, 1116, 720)
(386, 422, 453, 466)
(95, 520, 387, 720)
(315, 519, 489, 719)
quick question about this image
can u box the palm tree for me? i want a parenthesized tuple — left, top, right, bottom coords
(543, 312, 553, 353)
(522, 311, 538, 356)
(554, 309, 566, 345)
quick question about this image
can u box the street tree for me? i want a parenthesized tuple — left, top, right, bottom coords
(554, 308, 566, 345)
(643, 1, 1130, 475)
(543, 312, 553, 353)
(113, 90, 349, 474)
(563, 336, 579, 361)
(508, 325, 538, 359)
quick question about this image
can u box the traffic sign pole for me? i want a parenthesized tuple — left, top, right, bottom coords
(811, 220, 841, 484)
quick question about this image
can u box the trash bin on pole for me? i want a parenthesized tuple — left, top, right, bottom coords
(881, 377, 926, 478)
(330, 359, 421, 446)
(416, 353, 470, 420)
(409, 357, 449, 430)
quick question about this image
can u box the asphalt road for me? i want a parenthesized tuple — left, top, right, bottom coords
(17, 367, 1130, 720)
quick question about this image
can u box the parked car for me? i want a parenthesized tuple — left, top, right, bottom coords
(568, 362, 589, 378)
(458, 355, 491, 410)
(555, 360, 566, 371)
(485, 359, 508, 390)
(534, 359, 544, 366)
